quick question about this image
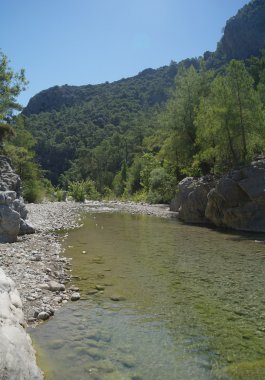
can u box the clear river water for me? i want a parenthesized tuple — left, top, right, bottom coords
(29, 210, 265, 380)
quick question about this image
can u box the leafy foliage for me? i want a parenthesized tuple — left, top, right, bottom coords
(69, 180, 100, 202)
(195, 60, 265, 172)
(20, 0, 265, 203)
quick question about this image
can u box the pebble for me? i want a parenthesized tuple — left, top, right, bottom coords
(87, 289, 98, 295)
(48, 281, 65, 292)
(110, 295, 126, 302)
(28, 317, 36, 323)
(39, 283, 50, 290)
(26, 296, 35, 301)
(118, 354, 136, 368)
(95, 285, 105, 291)
(30, 254, 42, 262)
(37, 311, 50, 321)
(54, 296, 63, 303)
(69, 286, 80, 292)
(71, 292, 81, 301)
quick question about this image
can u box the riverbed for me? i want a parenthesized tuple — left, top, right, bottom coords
(30, 208, 265, 380)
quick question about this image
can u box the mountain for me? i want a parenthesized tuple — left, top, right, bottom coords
(213, 0, 265, 62)
(22, 64, 182, 116)
(21, 0, 265, 188)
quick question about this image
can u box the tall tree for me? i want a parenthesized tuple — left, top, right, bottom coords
(0, 51, 27, 146)
(196, 60, 265, 172)
(162, 62, 213, 172)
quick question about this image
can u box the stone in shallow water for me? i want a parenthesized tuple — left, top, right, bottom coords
(48, 281, 65, 292)
(86, 330, 101, 341)
(95, 284, 105, 291)
(87, 289, 98, 295)
(117, 354, 136, 368)
(37, 311, 50, 321)
(92, 359, 116, 373)
(110, 295, 126, 301)
(54, 296, 63, 303)
(71, 292, 80, 301)
(86, 347, 105, 360)
(69, 286, 80, 292)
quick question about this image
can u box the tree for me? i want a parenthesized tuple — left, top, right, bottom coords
(163, 63, 213, 172)
(195, 60, 265, 172)
(0, 51, 27, 145)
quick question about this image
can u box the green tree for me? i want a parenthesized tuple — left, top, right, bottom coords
(163, 63, 213, 171)
(147, 167, 176, 204)
(0, 51, 27, 146)
(195, 60, 265, 171)
(113, 160, 128, 197)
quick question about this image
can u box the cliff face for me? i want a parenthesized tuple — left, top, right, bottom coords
(0, 156, 34, 243)
(215, 0, 265, 61)
(171, 158, 265, 232)
(0, 268, 42, 380)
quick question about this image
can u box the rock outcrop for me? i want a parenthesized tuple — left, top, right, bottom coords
(0, 268, 42, 379)
(0, 156, 21, 195)
(0, 156, 35, 242)
(171, 176, 216, 224)
(171, 159, 265, 232)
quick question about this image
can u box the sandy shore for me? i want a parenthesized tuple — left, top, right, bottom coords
(0, 200, 177, 325)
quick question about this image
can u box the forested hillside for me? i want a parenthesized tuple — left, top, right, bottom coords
(20, 0, 265, 203)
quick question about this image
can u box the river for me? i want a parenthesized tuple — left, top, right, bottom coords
(29, 210, 265, 380)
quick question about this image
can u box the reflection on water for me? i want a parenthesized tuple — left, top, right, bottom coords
(29, 212, 265, 380)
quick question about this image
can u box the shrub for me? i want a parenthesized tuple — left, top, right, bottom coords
(83, 179, 100, 200)
(23, 179, 44, 203)
(55, 188, 66, 202)
(69, 181, 86, 202)
(147, 168, 176, 204)
(68, 179, 100, 202)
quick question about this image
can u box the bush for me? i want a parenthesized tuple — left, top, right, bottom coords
(83, 179, 100, 200)
(68, 179, 100, 202)
(23, 179, 44, 203)
(69, 181, 86, 202)
(147, 168, 176, 204)
(54, 188, 66, 202)
(129, 190, 147, 203)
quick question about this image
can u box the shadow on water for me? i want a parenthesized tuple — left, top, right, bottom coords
(29, 212, 265, 380)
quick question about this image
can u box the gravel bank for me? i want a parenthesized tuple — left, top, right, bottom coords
(0, 202, 82, 325)
(0, 200, 177, 325)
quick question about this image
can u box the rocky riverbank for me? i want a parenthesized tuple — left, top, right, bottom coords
(0, 201, 82, 325)
(0, 200, 177, 325)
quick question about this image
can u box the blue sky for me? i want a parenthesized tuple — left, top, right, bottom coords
(1, 0, 249, 106)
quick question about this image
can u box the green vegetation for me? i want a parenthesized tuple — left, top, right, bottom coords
(68, 180, 100, 202)
(0, 50, 55, 202)
(1, 0, 262, 204)
(0, 50, 27, 146)
(22, 56, 265, 202)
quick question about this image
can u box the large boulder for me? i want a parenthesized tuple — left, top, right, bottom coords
(170, 176, 216, 224)
(0, 268, 42, 379)
(0, 156, 21, 195)
(206, 159, 265, 231)
(0, 192, 21, 243)
(171, 159, 265, 232)
(0, 156, 35, 241)
(0, 191, 35, 242)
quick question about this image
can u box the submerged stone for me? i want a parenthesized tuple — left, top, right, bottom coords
(71, 292, 80, 301)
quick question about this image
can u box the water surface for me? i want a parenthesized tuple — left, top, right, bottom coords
(30, 212, 265, 379)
